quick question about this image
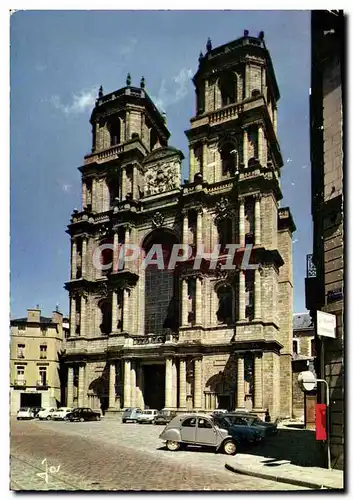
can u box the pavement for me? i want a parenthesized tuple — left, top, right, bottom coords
(10, 418, 308, 491)
(225, 425, 344, 490)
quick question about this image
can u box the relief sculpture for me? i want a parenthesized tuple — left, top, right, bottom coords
(144, 161, 180, 196)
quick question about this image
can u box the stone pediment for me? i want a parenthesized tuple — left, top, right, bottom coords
(143, 145, 184, 165)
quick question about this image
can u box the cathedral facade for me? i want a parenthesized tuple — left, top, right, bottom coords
(63, 31, 295, 419)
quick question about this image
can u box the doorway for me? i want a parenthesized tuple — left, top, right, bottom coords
(143, 365, 165, 410)
(20, 393, 42, 408)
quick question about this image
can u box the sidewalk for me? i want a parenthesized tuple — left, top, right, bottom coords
(225, 454, 344, 490)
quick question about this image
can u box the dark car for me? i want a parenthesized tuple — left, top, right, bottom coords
(212, 415, 265, 444)
(66, 407, 101, 422)
(224, 412, 278, 436)
(153, 410, 177, 425)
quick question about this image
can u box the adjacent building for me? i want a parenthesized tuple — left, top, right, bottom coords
(10, 307, 68, 414)
(306, 10, 344, 469)
(292, 312, 316, 424)
(63, 31, 295, 420)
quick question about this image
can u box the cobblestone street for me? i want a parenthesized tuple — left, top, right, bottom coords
(10, 418, 307, 491)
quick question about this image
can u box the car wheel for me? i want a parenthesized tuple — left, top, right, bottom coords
(223, 439, 237, 456)
(166, 440, 180, 452)
(152, 420, 156, 425)
(95, 415, 100, 421)
(122, 419, 126, 423)
(17, 417, 20, 420)
(46, 415, 51, 421)
(79, 417, 85, 422)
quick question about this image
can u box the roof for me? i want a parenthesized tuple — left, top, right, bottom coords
(293, 313, 313, 331)
(11, 316, 54, 325)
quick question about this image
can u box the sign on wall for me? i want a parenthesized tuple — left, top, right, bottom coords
(317, 311, 337, 338)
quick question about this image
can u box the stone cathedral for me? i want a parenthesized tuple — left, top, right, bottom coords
(63, 31, 295, 420)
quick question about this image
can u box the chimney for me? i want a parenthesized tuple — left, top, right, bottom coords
(27, 308, 41, 323)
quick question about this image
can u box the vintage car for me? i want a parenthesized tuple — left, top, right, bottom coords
(66, 407, 101, 422)
(212, 414, 266, 443)
(159, 414, 254, 455)
(153, 410, 177, 425)
(37, 407, 57, 420)
(17, 407, 35, 420)
(52, 407, 73, 420)
(136, 409, 159, 424)
(122, 407, 142, 423)
(224, 412, 278, 436)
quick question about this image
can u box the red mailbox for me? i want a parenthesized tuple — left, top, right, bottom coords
(316, 403, 327, 440)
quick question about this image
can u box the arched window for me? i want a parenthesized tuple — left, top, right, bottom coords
(99, 299, 112, 335)
(216, 284, 234, 325)
(107, 178, 119, 206)
(219, 72, 237, 107)
(99, 238, 113, 276)
(109, 119, 121, 147)
(220, 142, 238, 177)
(143, 229, 180, 335)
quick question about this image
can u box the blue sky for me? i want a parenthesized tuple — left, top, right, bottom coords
(10, 10, 312, 318)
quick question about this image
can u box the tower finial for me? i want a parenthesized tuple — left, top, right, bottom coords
(259, 31, 265, 40)
(199, 51, 203, 63)
(126, 73, 131, 86)
(244, 29, 249, 37)
(140, 76, 145, 89)
(161, 111, 167, 123)
(98, 85, 103, 98)
(206, 37, 212, 52)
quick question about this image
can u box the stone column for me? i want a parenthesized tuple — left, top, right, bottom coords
(137, 365, 144, 409)
(239, 271, 246, 321)
(258, 125, 266, 166)
(182, 211, 188, 245)
(130, 362, 136, 407)
(273, 107, 277, 135)
(82, 181, 87, 209)
(254, 354, 263, 409)
(239, 198, 245, 247)
(67, 366, 74, 407)
(82, 237, 87, 277)
(123, 359, 131, 408)
(189, 146, 195, 182)
(125, 226, 130, 246)
(108, 362, 116, 409)
(196, 209, 203, 251)
(70, 295, 76, 336)
(237, 356, 245, 408)
(92, 177, 96, 212)
(195, 276, 202, 325)
(244, 64, 250, 98)
(254, 195, 261, 246)
(113, 231, 119, 272)
(193, 358, 202, 409)
(80, 295, 86, 337)
(71, 240, 77, 280)
(172, 360, 177, 408)
(121, 168, 127, 201)
(111, 290, 118, 333)
(132, 165, 137, 199)
(179, 359, 187, 409)
(122, 288, 129, 332)
(181, 278, 189, 326)
(165, 357, 173, 408)
(254, 268, 262, 320)
(243, 128, 248, 167)
(78, 364, 85, 407)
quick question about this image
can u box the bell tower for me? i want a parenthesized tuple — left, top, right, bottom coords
(186, 31, 281, 185)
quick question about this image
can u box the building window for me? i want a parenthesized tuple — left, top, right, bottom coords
(220, 142, 238, 177)
(219, 72, 237, 107)
(218, 218, 233, 252)
(40, 345, 47, 359)
(109, 118, 121, 147)
(16, 366, 25, 378)
(187, 278, 196, 325)
(293, 340, 299, 355)
(17, 344, 25, 359)
(99, 299, 112, 335)
(310, 338, 316, 357)
(18, 324, 26, 331)
(216, 284, 234, 325)
(41, 327, 47, 336)
(39, 367, 47, 386)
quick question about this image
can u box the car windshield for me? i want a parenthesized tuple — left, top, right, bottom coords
(19, 407, 28, 411)
(213, 417, 230, 429)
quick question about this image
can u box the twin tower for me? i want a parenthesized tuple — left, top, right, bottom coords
(64, 31, 295, 419)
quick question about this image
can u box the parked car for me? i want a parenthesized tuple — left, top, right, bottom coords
(31, 407, 43, 418)
(52, 407, 73, 421)
(137, 409, 159, 424)
(66, 407, 101, 422)
(212, 414, 265, 444)
(224, 412, 278, 437)
(153, 410, 177, 425)
(159, 414, 242, 455)
(38, 407, 57, 420)
(122, 407, 142, 423)
(17, 407, 35, 420)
